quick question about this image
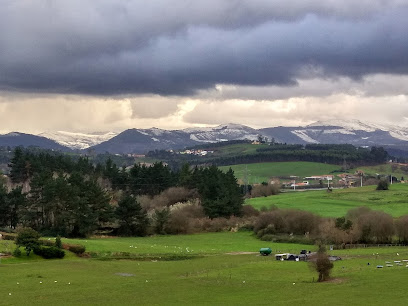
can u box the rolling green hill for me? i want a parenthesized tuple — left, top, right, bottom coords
(246, 183, 408, 217)
(220, 161, 340, 184)
(350, 163, 408, 179)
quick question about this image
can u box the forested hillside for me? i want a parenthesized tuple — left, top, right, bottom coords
(0, 148, 243, 237)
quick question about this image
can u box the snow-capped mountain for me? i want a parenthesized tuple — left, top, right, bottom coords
(0, 132, 69, 151)
(259, 119, 408, 155)
(3, 120, 408, 155)
(39, 131, 118, 150)
(185, 123, 259, 143)
(91, 124, 260, 153)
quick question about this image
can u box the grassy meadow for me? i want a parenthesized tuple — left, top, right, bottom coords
(64, 232, 310, 256)
(247, 183, 408, 217)
(2, 232, 408, 305)
(350, 163, 408, 179)
(221, 161, 408, 184)
(220, 161, 340, 184)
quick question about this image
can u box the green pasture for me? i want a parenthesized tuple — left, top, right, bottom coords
(220, 161, 340, 184)
(213, 143, 261, 157)
(247, 183, 408, 217)
(64, 232, 310, 256)
(2, 232, 408, 305)
(220, 161, 408, 184)
(350, 163, 408, 178)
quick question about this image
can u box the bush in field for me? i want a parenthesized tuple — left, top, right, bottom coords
(152, 208, 170, 234)
(251, 184, 280, 198)
(376, 180, 389, 190)
(346, 207, 394, 243)
(34, 246, 65, 259)
(63, 244, 86, 255)
(13, 247, 22, 257)
(165, 210, 192, 234)
(55, 236, 62, 249)
(396, 215, 408, 243)
(15, 227, 41, 256)
(254, 209, 320, 239)
(310, 245, 333, 282)
(254, 211, 287, 236)
(151, 201, 204, 235)
(283, 210, 320, 236)
(318, 218, 355, 245)
(241, 205, 260, 217)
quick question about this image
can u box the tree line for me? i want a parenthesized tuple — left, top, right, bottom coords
(0, 147, 243, 237)
(254, 206, 408, 245)
(147, 143, 389, 168)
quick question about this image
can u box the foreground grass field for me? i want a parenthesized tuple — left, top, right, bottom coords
(247, 183, 408, 217)
(65, 232, 310, 256)
(220, 161, 340, 184)
(2, 232, 408, 305)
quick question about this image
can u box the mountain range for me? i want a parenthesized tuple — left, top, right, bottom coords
(1, 120, 408, 156)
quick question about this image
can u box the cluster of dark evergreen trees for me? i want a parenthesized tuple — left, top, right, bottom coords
(0, 148, 243, 237)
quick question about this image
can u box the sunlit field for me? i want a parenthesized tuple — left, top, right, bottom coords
(2, 232, 408, 305)
(247, 184, 408, 217)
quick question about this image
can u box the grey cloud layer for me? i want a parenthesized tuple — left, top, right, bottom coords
(1, 0, 408, 95)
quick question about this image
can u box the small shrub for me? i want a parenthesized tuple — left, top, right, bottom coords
(34, 246, 65, 259)
(309, 245, 333, 282)
(166, 210, 192, 234)
(55, 236, 62, 249)
(66, 244, 86, 255)
(376, 180, 389, 190)
(15, 227, 41, 256)
(251, 184, 280, 198)
(241, 205, 260, 217)
(40, 239, 55, 247)
(3, 234, 16, 241)
(13, 247, 22, 257)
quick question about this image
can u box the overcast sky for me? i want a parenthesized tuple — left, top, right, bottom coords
(1, 0, 408, 133)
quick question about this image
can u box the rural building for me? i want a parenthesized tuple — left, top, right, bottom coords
(290, 181, 309, 187)
(304, 175, 334, 181)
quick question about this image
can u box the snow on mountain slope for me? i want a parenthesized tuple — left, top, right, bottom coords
(389, 130, 408, 141)
(307, 119, 408, 142)
(308, 119, 391, 132)
(184, 123, 259, 142)
(30, 119, 408, 153)
(291, 130, 319, 143)
(39, 131, 118, 150)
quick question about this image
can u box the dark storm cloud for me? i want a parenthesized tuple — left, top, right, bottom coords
(1, 0, 408, 95)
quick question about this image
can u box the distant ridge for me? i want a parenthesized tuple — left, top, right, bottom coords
(2, 120, 408, 155)
(0, 132, 70, 151)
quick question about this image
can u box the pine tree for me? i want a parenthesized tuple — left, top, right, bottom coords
(115, 194, 149, 236)
(9, 147, 29, 183)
